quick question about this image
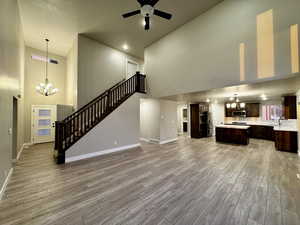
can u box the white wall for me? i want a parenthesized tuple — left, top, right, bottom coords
(160, 100, 178, 143)
(140, 98, 178, 143)
(66, 94, 141, 161)
(140, 98, 161, 141)
(24, 47, 67, 143)
(77, 35, 144, 108)
(66, 37, 78, 109)
(210, 103, 225, 136)
(145, 0, 300, 98)
(0, 0, 25, 195)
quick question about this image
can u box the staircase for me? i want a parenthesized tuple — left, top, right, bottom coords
(54, 72, 146, 164)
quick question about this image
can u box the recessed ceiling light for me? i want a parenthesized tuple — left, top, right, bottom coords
(123, 44, 129, 50)
(206, 98, 210, 103)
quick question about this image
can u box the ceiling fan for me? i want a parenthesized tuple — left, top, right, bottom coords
(122, 0, 173, 30)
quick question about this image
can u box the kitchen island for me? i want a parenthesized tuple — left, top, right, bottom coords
(216, 125, 250, 145)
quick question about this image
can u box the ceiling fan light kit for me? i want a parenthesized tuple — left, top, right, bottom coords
(122, 0, 172, 30)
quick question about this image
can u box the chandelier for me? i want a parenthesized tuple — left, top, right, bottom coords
(36, 39, 58, 96)
(226, 94, 245, 109)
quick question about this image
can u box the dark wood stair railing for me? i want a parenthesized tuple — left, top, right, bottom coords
(54, 72, 146, 164)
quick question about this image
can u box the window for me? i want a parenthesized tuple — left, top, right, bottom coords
(31, 55, 59, 64)
(262, 105, 282, 120)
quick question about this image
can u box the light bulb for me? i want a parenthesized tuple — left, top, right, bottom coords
(46, 83, 53, 88)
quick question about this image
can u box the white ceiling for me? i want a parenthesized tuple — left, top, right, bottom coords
(163, 75, 300, 103)
(18, 0, 223, 58)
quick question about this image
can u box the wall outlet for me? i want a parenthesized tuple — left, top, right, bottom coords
(297, 174, 300, 180)
(114, 141, 118, 145)
(8, 128, 12, 135)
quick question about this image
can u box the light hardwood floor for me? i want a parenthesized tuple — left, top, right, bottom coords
(1, 137, 300, 225)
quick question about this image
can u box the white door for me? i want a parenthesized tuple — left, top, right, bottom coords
(126, 60, 139, 79)
(31, 105, 57, 144)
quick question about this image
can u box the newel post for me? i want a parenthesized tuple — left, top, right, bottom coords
(55, 121, 65, 164)
(136, 72, 141, 92)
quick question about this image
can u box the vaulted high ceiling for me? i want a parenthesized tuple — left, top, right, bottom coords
(18, 0, 223, 58)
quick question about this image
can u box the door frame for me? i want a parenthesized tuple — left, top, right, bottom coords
(31, 105, 57, 144)
(12, 97, 18, 160)
(126, 58, 140, 79)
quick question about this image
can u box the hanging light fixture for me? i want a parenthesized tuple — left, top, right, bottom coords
(36, 39, 58, 96)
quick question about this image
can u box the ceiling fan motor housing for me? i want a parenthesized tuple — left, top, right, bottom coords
(141, 5, 154, 17)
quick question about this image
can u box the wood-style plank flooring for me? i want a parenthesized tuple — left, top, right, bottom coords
(1, 137, 300, 225)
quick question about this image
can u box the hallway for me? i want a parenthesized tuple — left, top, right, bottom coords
(1, 138, 300, 225)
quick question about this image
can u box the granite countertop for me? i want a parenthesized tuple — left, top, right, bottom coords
(273, 126, 298, 132)
(228, 121, 298, 132)
(230, 121, 276, 126)
(216, 125, 250, 130)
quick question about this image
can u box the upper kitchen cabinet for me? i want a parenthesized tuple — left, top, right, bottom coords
(246, 103, 260, 117)
(283, 96, 297, 119)
(225, 103, 260, 117)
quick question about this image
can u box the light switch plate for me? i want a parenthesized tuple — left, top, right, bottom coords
(8, 128, 12, 135)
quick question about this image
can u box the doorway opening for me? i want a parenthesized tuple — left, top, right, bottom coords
(12, 97, 18, 160)
(177, 104, 188, 135)
(126, 59, 140, 79)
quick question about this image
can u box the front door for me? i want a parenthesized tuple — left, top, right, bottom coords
(31, 105, 57, 144)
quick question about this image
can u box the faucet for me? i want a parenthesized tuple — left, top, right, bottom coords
(278, 117, 284, 126)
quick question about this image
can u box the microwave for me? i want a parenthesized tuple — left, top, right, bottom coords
(232, 110, 246, 117)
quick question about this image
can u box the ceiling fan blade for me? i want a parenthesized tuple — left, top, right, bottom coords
(137, 0, 145, 6)
(122, 10, 141, 18)
(149, 0, 160, 6)
(145, 16, 150, 30)
(153, 9, 172, 20)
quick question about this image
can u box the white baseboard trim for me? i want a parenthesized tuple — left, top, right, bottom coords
(14, 143, 31, 163)
(0, 168, 14, 200)
(149, 138, 160, 143)
(140, 138, 150, 142)
(160, 138, 178, 145)
(66, 143, 141, 163)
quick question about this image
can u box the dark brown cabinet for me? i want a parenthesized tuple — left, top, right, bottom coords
(249, 125, 274, 141)
(216, 127, 250, 145)
(283, 96, 297, 119)
(225, 103, 260, 117)
(190, 104, 200, 138)
(190, 104, 209, 138)
(274, 130, 298, 153)
(246, 103, 260, 117)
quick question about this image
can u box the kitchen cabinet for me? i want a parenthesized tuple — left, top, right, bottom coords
(216, 127, 250, 145)
(283, 96, 297, 119)
(225, 103, 260, 117)
(190, 104, 201, 138)
(190, 104, 210, 138)
(250, 125, 274, 141)
(274, 130, 298, 153)
(246, 103, 260, 117)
